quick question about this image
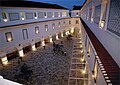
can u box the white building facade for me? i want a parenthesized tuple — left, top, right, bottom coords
(0, 0, 120, 85)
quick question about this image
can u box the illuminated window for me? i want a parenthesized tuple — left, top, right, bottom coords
(20, 12, 25, 20)
(62, 12, 67, 17)
(34, 12, 38, 19)
(58, 12, 60, 17)
(22, 29, 28, 40)
(52, 23, 55, 29)
(69, 20, 71, 25)
(2, 12, 8, 22)
(44, 12, 47, 18)
(76, 12, 79, 16)
(87, 43, 91, 57)
(45, 25, 48, 31)
(5, 32, 13, 42)
(58, 22, 61, 28)
(35, 26, 39, 34)
(76, 20, 79, 24)
(52, 12, 54, 17)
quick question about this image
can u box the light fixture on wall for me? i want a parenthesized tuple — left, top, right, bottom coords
(7, 37, 12, 42)
(35, 17, 38, 19)
(91, 18, 93, 23)
(3, 19, 8, 22)
(21, 18, 25, 20)
(81, 58, 84, 62)
(82, 69, 86, 74)
(100, 20, 105, 28)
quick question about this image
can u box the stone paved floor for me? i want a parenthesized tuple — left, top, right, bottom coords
(0, 37, 73, 85)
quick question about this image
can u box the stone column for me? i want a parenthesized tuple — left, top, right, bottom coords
(61, 33, 63, 37)
(41, 39, 45, 46)
(0, 53, 8, 65)
(56, 34, 59, 40)
(49, 36, 53, 43)
(18, 49, 24, 57)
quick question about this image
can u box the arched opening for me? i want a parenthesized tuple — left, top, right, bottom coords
(63, 31, 66, 36)
(52, 34, 56, 41)
(7, 50, 19, 61)
(23, 45, 32, 54)
(44, 38, 49, 44)
(58, 33, 61, 38)
(35, 41, 41, 48)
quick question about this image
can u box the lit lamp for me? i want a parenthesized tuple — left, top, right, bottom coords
(21, 18, 25, 20)
(71, 29, 74, 34)
(82, 69, 86, 74)
(76, 14, 79, 16)
(91, 18, 93, 23)
(36, 30, 39, 34)
(3, 19, 8, 22)
(19, 49, 24, 57)
(81, 58, 84, 62)
(100, 20, 105, 28)
(7, 37, 12, 42)
(92, 71, 95, 78)
(45, 15, 47, 18)
(59, 24, 61, 28)
(81, 50, 84, 53)
(32, 44, 36, 51)
(1, 57, 8, 65)
(35, 17, 38, 19)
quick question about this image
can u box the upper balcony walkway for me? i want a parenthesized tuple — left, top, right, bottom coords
(80, 18, 120, 85)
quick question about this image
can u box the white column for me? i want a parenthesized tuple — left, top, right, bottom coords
(65, 31, 68, 35)
(56, 34, 59, 40)
(19, 49, 24, 57)
(61, 33, 63, 37)
(32, 44, 36, 51)
(42, 40, 45, 46)
(49, 36, 53, 43)
(71, 28, 74, 34)
(1, 56, 8, 65)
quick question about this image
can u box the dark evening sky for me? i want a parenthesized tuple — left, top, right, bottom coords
(26, 0, 85, 9)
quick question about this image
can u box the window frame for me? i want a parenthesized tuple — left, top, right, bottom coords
(52, 23, 55, 29)
(45, 25, 48, 32)
(20, 12, 25, 20)
(76, 20, 79, 24)
(2, 12, 8, 22)
(35, 26, 39, 34)
(5, 32, 13, 42)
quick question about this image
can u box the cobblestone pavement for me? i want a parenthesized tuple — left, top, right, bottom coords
(0, 37, 73, 85)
